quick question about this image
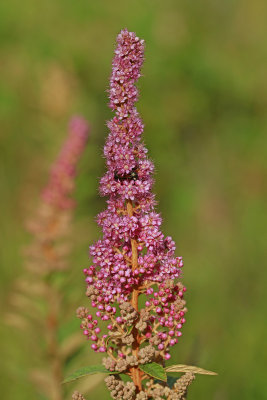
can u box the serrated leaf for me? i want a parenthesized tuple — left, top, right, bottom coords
(139, 363, 167, 382)
(63, 365, 119, 384)
(165, 364, 217, 376)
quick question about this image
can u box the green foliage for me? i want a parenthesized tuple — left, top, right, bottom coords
(139, 363, 167, 382)
(63, 365, 119, 384)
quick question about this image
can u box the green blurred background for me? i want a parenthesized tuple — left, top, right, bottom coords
(1, 0, 267, 399)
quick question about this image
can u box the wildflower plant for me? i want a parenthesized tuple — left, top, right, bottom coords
(7, 117, 89, 400)
(66, 30, 216, 400)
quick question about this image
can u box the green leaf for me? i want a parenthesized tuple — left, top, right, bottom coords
(127, 325, 134, 335)
(165, 364, 217, 376)
(63, 365, 119, 384)
(139, 363, 167, 382)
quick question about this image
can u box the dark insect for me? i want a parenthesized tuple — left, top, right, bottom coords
(114, 167, 139, 182)
(114, 171, 121, 181)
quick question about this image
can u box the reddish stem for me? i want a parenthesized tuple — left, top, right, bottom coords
(126, 200, 142, 393)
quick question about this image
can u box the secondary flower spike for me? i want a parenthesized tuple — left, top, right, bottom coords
(79, 29, 189, 398)
(7, 116, 89, 400)
(42, 116, 89, 209)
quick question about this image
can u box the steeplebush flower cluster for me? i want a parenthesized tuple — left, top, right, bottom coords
(71, 29, 216, 400)
(74, 30, 193, 399)
(7, 117, 89, 400)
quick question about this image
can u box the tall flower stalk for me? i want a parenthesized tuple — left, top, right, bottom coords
(69, 30, 216, 400)
(7, 117, 89, 400)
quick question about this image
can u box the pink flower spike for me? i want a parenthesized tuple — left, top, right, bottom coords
(76, 30, 190, 394)
(42, 116, 89, 209)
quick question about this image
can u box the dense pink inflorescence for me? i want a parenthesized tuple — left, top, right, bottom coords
(80, 29, 186, 366)
(42, 116, 89, 209)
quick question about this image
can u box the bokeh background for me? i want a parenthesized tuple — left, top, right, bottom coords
(1, 0, 267, 399)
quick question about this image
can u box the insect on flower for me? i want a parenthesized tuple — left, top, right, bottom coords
(114, 166, 139, 182)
